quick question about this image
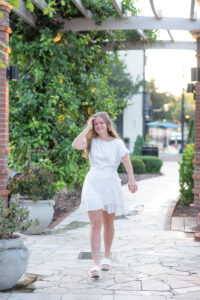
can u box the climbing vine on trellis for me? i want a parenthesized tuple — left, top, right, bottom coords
(5, 0, 157, 190)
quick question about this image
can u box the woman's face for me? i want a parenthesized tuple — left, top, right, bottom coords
(93, 116, 108, 136)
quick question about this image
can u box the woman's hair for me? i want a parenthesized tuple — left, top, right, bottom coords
(83, 111, 119, 158)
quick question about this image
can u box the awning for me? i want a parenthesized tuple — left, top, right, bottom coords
(146, 121, 178, 129)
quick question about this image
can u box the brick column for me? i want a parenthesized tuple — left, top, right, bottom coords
(190, 31, 200, 217)
(0, 1, 13, 204)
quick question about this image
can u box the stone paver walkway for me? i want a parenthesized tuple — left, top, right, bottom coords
(1, 160, 200, 299)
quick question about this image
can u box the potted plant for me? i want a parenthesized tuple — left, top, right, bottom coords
(0, 199, 35, 290)
(9, 165, 57, 235)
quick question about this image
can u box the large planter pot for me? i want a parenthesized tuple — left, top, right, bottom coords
(17, 198, 55, 235)
(0, 237, 29, 291)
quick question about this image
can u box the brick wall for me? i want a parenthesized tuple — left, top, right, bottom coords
(0, 2, 12, 203)
(193, 80, 200, 210)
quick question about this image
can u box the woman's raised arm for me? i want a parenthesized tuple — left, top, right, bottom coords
(72, 116, 95, 150)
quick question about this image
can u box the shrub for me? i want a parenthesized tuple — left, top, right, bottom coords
(130, 157, 145, 174)
(187, 119, 194, 144)
(0, 200, 36, 239)
(118, 157, 145, 174)
(133, 135, 146, 156)
(137, 155, 163, 173)
(179, 143, 194, 205)
(8, 166, 56, 201)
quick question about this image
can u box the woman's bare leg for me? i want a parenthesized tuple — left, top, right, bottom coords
(88, 210, 103, 266)
(102, 211, 115, 258)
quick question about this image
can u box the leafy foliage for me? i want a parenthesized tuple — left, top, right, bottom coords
(187, 119, 194, 144)
(118, 155, 162, 175)
(9, 19, 126, 189)
(137, 155, 163, 173)
(7, 1, 158, 190)
(179, 144, 194, 205)
(131, 157, 145, 174)
(118, 156, 145, 174)
(0, 199, 36, 239)
(108, 54, 142, 104)
(133, 135, 146, 155)
(146, 79, 176, 121)
(8, 166, 56, 201)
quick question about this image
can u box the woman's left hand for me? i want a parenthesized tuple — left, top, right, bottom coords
(128, 178, 138, 194)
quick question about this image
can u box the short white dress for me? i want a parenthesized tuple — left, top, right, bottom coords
(80, 137, 129, 215)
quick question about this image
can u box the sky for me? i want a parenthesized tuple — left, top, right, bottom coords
(135, 0, 198, 96)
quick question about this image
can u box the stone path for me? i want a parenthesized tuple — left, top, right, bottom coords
(1, 160, 200, 299)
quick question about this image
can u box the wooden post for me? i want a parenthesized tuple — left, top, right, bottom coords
(0, 1, 13, 203)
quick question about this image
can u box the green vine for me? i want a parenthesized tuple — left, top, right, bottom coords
(5, 0, 158, 190)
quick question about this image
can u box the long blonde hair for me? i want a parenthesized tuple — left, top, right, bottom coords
(83, 111, 119, 158)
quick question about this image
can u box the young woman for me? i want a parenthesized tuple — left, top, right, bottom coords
(72, 112, 138, 279)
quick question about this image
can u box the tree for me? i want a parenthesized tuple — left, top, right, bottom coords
(146, 79, 176, 121)
(108, 54, 142, 107)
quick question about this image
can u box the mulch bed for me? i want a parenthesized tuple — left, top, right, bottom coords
(172, 199, 190, 217)
(51, 190, 81, 225)
(50, 173, 162, 227)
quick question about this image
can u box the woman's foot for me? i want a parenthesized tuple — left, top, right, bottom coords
(101, 258, 111, 271)
(90, 265, 100, 279)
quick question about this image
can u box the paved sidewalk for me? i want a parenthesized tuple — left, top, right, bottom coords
(1, 160, 200, 299)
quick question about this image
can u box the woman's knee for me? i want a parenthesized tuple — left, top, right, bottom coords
(88, 211, 102, 230)
(103, 221, 114, 231)
(90, 219, 102, 231)
(103, 212, 115, 229)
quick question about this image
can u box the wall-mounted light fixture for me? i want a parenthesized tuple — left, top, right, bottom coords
(191, 67, 200, 82)
(6, 66, 19, 81)
(187, 83, 196, 100)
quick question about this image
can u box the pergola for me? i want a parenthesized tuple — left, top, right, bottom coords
(11, 0, 199, 51)
(1, 0, 200, 224)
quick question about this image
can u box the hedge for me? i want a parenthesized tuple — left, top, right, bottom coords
(136, 156, 163, 174)
(118, 155, 162, 174)
(179, 144, 194, 205)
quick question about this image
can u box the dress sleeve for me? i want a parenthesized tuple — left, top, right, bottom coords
(118, 139, 129, 159)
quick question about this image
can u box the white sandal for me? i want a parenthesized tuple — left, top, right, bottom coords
(90, 265, 100, 279)
(101, 258, 111, 271)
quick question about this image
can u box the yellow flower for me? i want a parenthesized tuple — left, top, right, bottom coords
(58, 115, 65, 124)
(90, 88, 96, 93)
(59, 101, 64, 107)
(59, 77, 63, 84)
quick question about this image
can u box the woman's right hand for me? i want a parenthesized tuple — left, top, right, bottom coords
(87, 116, 95, 130)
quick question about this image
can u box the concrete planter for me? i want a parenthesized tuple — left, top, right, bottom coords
(0, 237, 29, 291)
(18, 198, 55, 235)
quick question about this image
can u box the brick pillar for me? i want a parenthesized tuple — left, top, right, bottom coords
(190, 31, 200, 216)
(0, 1, 13, 204)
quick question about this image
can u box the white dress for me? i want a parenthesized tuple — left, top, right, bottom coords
(80, 137, 129, 215)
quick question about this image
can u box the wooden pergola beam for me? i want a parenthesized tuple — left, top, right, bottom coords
(136, 29, 147, 40)
(32, 0, 48, 11)
(111, 0, 147, 40)
(71, 0, 92, 19)
(12, 0, 37, 28)
(111, 0, 123, 18)
(102, 41, 196, 51)
(190, 0, 196, 20)
(149, 0, 162, 19)
(167, 30, 174, 42)
(61, 16, 200, 32)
